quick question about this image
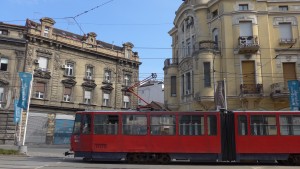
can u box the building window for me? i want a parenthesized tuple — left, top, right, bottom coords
(187, 38, 191, 56)
(86, 66, 93, 80)
(240, 21, 253, 37)
(124, 74, 131, 86)
(186, 72, 191, 95)
(280, 115, 300, 135)
(239, 4, 249, 11)
(0, 30, 8, 35)
(35, 82, 45, 99)
(279, 23, 292, 41)
(212, 29, 218, 47)
(0, 58, 8, 71)
(181, 74, 185, 96)
(103, 93, 110, 107)
(179, 115, 204, 136)
(150, 115, 175, 135)
(44, 26, 49, 37)
(84, 90, 92, 104)
(65, 62, 74, 76)
(123, 95, 130, 109)
(204, 62, 211, 87)
(104, 70, 111, 83)
(171, 76, 177, 97)
(212, 10, 218, 18)
(0, 87, 4, 103)
(37, 56, 48, 71)
(63, 87, 72, 102)
(250, 115, 277, 136)
(279, 6, 288, 11)
(125, 50, 130, 59)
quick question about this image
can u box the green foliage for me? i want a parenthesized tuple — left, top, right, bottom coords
(0, 148, 19, 155)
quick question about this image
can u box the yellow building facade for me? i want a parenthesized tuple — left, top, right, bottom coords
(164, 0, 300, 111)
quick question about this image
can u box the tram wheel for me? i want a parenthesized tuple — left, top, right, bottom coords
(83, 157, 93, 162)
(158, 154, 170, 164)
(127, 154, 136, 163)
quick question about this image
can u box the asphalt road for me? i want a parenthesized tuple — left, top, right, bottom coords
(0, 146, 299, 169)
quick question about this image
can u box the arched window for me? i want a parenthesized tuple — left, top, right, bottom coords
(212, 28, 219, 47)
(179, 16, 196, 60)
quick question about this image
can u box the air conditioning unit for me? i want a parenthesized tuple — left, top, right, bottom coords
(61, 65, 67, 69)
(34, 59, 39, 64)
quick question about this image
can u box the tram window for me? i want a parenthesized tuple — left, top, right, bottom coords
(150, 115, 175, 135)
(82, 114, 91, 134)
(250, 115, 277, 136)
(94, 115, 119, 135)
(73, 114, 82, 134)
(179, 115, 204, 136)
(207, 115, 217, 135)
(238, 115, 248, 136)
(122, 115, 147, 135)
(280, 115, 300, 135)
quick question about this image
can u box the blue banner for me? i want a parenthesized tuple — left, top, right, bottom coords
(14, 99, 22, 124)
(288, 80, 300, 111)
(18, 72, 33, 110)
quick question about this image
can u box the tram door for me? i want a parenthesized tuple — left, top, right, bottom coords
(72, 113, 92, 155)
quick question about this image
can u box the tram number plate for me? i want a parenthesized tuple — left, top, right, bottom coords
(95, 144, 107, 149)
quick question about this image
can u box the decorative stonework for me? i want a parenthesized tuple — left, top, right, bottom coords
(273, 16, 297, 26)
(82, 81, 97, 89)
(101, 84, 114, 91)
(34, 69, 51, 79)
(179, 58, 193, 72)
(54, 53, 61, 70)
(233, 14, 257, 25)
(36, 48, 52, 56)
(61, 78, 77, 87)
(26, 46, 34, 68)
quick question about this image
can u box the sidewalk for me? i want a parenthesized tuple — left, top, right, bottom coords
(0, 144, 71, 157)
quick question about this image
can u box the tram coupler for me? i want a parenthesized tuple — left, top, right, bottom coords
(64, 151, 74, 156)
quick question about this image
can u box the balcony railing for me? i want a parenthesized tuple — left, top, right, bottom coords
(238, 36, 260, 54)
(240, 84, 263, 95)
(270, 82, 289, 98)
(164, 58, 178, 68)
(279, 38, 297, 45)
(199, 40, 219, 51)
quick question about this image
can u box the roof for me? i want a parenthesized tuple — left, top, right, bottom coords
(26, 19, 123, 51)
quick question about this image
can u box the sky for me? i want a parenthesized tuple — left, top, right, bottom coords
(0, 0, 183, 81)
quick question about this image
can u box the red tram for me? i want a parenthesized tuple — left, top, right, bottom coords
(67, 110, 300, 164)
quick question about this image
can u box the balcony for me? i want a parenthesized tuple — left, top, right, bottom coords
(164, 58, 178, 68)
(279, 38, 297, 45)
(238, 36, 260, 54)
(270, 82, 289, 99)
(199, 40, 219, 51)
(240, 84, 263, 97)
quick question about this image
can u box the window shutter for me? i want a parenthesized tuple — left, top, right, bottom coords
(36, 83, 45, 92)
(103, 93, 109, 99)
(38, 57, 48, 69)
(240, 22, 252, 36)
(85, 91, 91, 99)
(279, 23, 292, 39)
(124, 95, 129, 102)
(64, 87, 72, 95)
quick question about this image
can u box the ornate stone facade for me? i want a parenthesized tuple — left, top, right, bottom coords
(164, 0, 300, 111)
(0, 17, 141, 144)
